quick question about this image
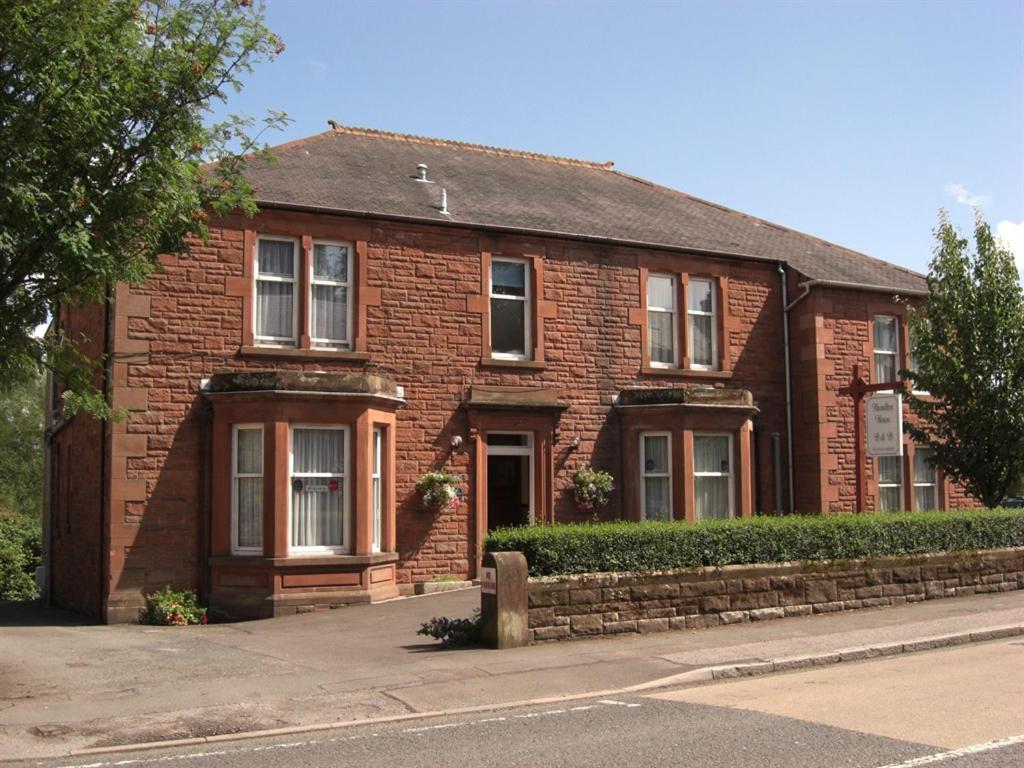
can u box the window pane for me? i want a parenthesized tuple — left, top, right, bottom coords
(648, 311, 675, 364)
(312, 284, 348, 342)
(914, 448, 934, 481)
(293, 429, 344, 474)
(875, 353, 896, 384)
(878, 455, 901, 484)
(488, 433, 528, 447)
(255, 281, 294, 339)
(696, 477, 730, 519)
(643, 434, 669, 474)
(690, 314, 713, 366)
(694, 436, 730, 474)
(236, 428, 262, 474)
(647, 275, 675, 310)
(874, 316, 897, 352)
(314, 243, 349, 282)
(258, 239, 294, 277)
(491, 297, 526, 354)
(914, 485, 937, 511)
(291, 482, 342, 548)
(236, 477, 263, 549)
(372, 429, 382, 551)
(688, 279, 713, 313)
(644, 477, 671, 521)
(492, 261, 526, 297)
(879, 485, 902, 512)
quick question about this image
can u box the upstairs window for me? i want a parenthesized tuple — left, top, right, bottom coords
(688, 278, 717, 369)
(694, 434, 733, 519)
(255, 238, 297, 346)
(877, 455, 903, 511)
(913, 448, 938, 511)
(647, 274, 678, 367)
(232, 426, 263, 554)
(490, 258, 531, 359)
(640, 432, 672, 521)
(311, 242, 352, 349)
(873, 315, 899, 384)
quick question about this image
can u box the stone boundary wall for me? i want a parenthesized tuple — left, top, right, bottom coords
(526, 548, 1024, 643)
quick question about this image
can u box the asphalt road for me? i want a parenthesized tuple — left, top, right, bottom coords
(9, 639, 1023, 768)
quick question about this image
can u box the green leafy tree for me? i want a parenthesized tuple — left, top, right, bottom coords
(0, 0, 287, 413)
(905, 212, 1024, 508)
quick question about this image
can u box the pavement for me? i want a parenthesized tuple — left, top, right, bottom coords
(1, 588, 1022, 762)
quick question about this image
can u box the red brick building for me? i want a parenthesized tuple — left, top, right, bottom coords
(45, 125, 977, 622)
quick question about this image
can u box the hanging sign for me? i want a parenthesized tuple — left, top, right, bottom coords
(866, 393, 903, 457)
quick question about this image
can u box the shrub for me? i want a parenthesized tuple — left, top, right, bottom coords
(572, 466, 614, 511)
(484, 509, 1024, 576)
(417, 609, 481, 647)
(0, 516, 41, 601)
(140, 586, 208, 625)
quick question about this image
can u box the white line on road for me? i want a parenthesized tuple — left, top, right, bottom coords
(48, 700, 641, 768)
(874, 734, 1024, 768)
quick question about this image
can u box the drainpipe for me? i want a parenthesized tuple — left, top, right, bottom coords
(779, 265, 796, 513)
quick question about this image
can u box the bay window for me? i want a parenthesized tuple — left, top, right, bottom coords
(873, 315, 899, 384)
(694, 434, 733, 519)
(290, 426, 348, 553)
(913, 447, 938, 511)
(490, 258, 531, 359)
(255, 238, 298, 346)
(640, 432, 672, 521)
(231, 425, 263, 554)
(877, 455, 903, 511)
(687, 278, 717, 369)
(647, 274, 678, 367)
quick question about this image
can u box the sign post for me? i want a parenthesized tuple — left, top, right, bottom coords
(838, 364, 905, 513)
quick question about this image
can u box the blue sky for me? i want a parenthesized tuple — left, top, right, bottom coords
(215, 0, 1024, 277)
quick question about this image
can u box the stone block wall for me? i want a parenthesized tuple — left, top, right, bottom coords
(526, 548, 1024, 642)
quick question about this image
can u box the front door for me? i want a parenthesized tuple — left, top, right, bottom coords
(486, 432, 533, 532)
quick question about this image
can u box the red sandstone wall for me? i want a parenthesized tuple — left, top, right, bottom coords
(97, 209, 787, 611)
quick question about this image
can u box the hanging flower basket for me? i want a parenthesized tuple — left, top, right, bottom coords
(416, 471, 462, 511)
(573, 466, 614, 511)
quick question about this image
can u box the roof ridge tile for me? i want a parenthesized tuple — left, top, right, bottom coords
(325, 121, 615, 170)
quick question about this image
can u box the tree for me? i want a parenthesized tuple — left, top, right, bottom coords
(904, 211, 1024, 508)
(0, 0, 286, 413)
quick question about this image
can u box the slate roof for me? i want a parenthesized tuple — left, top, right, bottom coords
(243, 124, 926, 293)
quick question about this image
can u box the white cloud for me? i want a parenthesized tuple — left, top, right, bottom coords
(945, 182, 991, 208)
(995, 219, 1024, 280)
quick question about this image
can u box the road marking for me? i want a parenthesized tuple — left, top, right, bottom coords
(874, 734, 1024, 768)
(49, 700, 641, 768)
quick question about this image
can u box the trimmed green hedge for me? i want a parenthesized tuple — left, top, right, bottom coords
(484, 509, 1024, 577)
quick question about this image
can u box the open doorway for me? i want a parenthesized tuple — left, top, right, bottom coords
(486, 432, 533, 532)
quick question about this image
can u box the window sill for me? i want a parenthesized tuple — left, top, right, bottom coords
(479, 357, 547, 371)
(640, 366, 732, 380)
(240, 345, 371, 363)
(210, 552, 399, 568)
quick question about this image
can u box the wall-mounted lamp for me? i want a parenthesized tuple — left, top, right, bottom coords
(450, 435, 464, 452)
(569, 436, 581, 451)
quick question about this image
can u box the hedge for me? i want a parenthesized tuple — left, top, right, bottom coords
(0, 516, 41, 601)
(483, 509, 1024, 577)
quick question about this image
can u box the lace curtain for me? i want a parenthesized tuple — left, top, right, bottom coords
(291, 428, 345, 548)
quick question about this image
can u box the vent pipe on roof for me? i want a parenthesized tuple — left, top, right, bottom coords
(439, 188, 450, 215)
(416, 163, 429, 182)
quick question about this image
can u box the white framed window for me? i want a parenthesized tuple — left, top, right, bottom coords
(231, 425, 263, 555)
(254, 237, 298, 346)
(647, 274, 678, 367)
(907, 336, 929, 395)
(873, 315, 899, 384)
(490, 258, 531, 359)
(688, 278, 718, 369)
(877, 455, 904, 511)
(640, 432, 672, 521)
(289, 426, 349, 554)
(913, 447, 939, 511)
(372, 426, 383, 553)
(694, 433, 734, 520)
(310, 241, 353, 349)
